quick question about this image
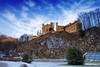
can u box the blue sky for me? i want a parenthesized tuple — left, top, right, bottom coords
(0, 0, 100, 38)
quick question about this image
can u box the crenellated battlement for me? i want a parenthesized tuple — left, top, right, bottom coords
(42, 22, 54, 34)
(42, 20, 82, 34)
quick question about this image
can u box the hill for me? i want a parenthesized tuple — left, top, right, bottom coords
(0, 35, 18, 56)
(0, 35, 17, 42)
(17, 27, 100, 59)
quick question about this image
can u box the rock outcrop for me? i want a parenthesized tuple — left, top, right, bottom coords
(18, 27, 100, 59)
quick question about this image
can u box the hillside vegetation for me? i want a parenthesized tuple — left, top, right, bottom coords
(17, 27, 100, 58)
(0, 35, 18, 56)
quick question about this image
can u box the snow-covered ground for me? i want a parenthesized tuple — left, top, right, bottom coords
(0, 61, 33, 67)
(0, 61, 100, 67)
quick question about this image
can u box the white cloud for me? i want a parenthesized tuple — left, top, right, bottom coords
(21, 5, 30, 18)
(1, 0, 100, 38)
(57, 0, 100, 25)
(2, 11, 48, 38)
(21, 12, 28, 18)
(46, 4, 55, 10)
(63, 11, 78, 25)
(3, 11, 17, 22)
(25, 0, 35, 7)
(22, 6, 29, 11)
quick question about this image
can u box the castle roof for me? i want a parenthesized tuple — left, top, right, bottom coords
(64, 20, 80, 28)
(57, 26, 65, 28)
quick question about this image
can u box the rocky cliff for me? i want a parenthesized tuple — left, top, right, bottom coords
(18, 27, 100, 59)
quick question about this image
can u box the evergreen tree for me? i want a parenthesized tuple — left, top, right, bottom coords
(22, 54, 29, 63)
(66, 46, 84, 65)
(79, 30, 85, 37)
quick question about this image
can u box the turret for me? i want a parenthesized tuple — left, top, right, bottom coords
(56, 22, 58, 31)
(50, 22, 53, 28)
(42, 24, 44, 27)
(42, 24, 45, 33)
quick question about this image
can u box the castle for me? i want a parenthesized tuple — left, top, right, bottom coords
(30, 20, 82, 40)
(42, 22, 54, 34)
(42, 20, 81, 34)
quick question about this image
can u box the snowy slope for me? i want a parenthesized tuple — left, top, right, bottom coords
(0, 61, 100, 67)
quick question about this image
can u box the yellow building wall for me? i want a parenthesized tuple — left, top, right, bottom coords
(30, 36, 37, 40)
(42, 22, 53, 34)
(30, 21, 81, 41)
(65, 21, 81, 33)
(57, 27, 64, 31)
(56, 22, 65, 31)
(51, 30, 56, 33)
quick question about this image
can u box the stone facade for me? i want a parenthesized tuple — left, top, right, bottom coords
(30, 36, 37, 40)
(19, 27, 100, 59)
(56, 20, 81, 33)
(42, 22, 54, 34)
(42, 20, 81, 34)
(30, 20, 81, 40)
(56, 22, 65, 31)
(65, 20, 81, 33)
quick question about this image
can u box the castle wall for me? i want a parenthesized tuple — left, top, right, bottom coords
(65, 20, 81, 33)
(56, 22, 65, 31)
(30, 36, 37, 40)
(56, 20, 81, 33)
(42, 22, 54, 34)
(30, 20, 81, 40)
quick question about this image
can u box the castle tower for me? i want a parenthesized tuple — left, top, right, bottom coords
(56, 22, 65, 31)
(42, 22, 54, 34)
(51, 22, 53, 28)
(42, 24, 45, 34)
(56, 22, 58, 31)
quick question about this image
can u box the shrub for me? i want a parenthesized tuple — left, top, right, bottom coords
(66, 46, 84, 65)
(79, 30, 85, 37)
(22, 54, 29, 63)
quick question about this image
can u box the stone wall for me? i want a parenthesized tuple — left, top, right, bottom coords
(18, 27, 100, 59)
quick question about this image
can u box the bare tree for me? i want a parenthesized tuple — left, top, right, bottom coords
(19, 34, 29, 42)
(78, 8, 100, 30)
